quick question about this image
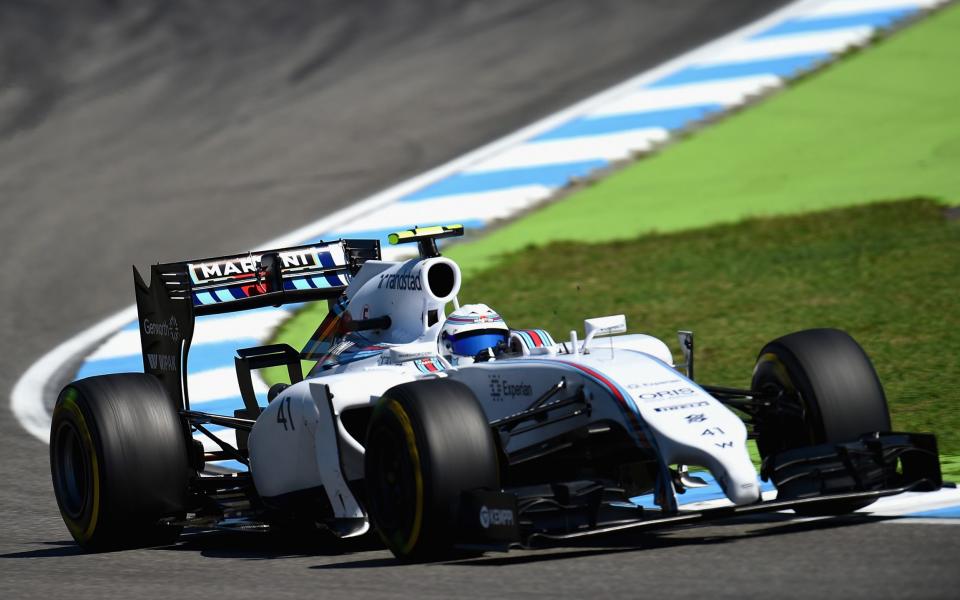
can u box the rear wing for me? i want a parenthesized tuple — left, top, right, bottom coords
(133, 238, 380, 409)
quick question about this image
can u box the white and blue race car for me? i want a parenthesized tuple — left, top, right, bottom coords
(49, 225, 942, 561)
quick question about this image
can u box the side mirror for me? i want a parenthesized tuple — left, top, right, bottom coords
(677, 330, 694, 380)
(582, 314, 627, 350)
(258, 252, 284, 294)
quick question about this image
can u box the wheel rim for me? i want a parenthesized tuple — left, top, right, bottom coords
(759, 385, 809, 445)
(367, 421, 418, 544)
(753, 354, 818, 456)
(52, 420, 92, 520)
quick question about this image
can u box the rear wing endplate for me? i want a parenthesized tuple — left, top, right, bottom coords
(133, 238, 379, 409)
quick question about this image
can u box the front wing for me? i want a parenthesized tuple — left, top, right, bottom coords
(458, 431, 942, 549)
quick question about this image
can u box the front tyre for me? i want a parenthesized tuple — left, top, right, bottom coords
(364, 379, 499, 562)
(751, 328, 891, 514)
(50, 374, 191, 551)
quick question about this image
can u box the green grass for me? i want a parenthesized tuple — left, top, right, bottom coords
(940, 454, 960, 481)
(456, 199, 960, 452)
(447, 3, 960, 275)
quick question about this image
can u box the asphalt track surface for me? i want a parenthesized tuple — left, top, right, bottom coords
(2, 1, 958, 598)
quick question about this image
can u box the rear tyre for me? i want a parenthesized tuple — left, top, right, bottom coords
(50, 374, 191, 551)
(751, 328, 891, 515)
(364, 379, 499, 562)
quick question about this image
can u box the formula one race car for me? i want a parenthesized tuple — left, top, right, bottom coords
(49, 225, 942, 560)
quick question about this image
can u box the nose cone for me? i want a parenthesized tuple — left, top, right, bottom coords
(723, 477, 761, 505)
(715, 458, 762, 505)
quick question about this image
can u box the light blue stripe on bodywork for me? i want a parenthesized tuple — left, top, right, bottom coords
(214, 288, 236, 303)
(514, 330, 534, 349)
(196, 291, 216, 305)
(649, 53, 829, 88)
(401, 161, 608, 202)
(498, 357, 647, 428)
(534, 105, 722, 140)
(514, 329, 555, 349)
(293, 277, 312, 290)
(752, 8, 917, 38)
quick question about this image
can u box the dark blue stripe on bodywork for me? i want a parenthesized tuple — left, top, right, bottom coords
(317, 251, 343, 287)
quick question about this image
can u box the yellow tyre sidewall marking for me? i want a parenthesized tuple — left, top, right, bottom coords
(386, 398, 424, 556)
(55, 389, 101, 542)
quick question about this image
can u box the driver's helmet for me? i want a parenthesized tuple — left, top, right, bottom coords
(439, 304, 509, 363)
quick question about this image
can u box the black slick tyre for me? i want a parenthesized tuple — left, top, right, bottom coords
(364, 378, 499, 562)
(50, 373, 191, 551)
(751, 328, 891, 515)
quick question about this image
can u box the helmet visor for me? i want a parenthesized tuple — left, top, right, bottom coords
(450, 330, 508, 357)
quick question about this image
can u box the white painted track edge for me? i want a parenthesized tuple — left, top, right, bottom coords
(11, 306, 139, 442)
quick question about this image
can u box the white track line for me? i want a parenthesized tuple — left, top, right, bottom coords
(329, 186, 554, 233)
(678, 486, 960, 516)
(887, 517, 960, 525)
(808, 0, 946, 18)
(861, 487, 960, 516)
(697, 27, 875, 65)
(462, 129, 669, 173)
(586, 76, 784, 117)
(11, 306, 139, 442)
